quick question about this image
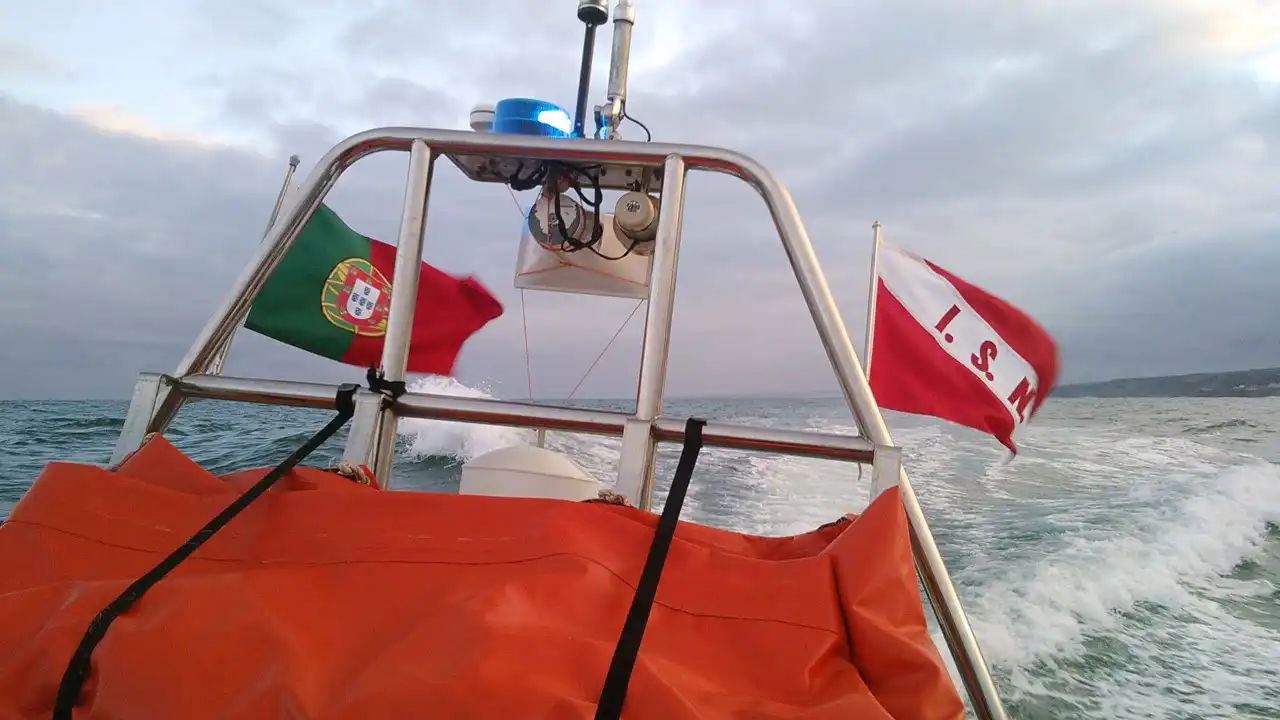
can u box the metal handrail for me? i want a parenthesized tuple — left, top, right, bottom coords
(110, 126, 1006, 718)
(167, 373, 880, 463)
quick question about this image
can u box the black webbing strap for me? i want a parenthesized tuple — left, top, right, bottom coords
(366, 366, 407, 401)
(52, 383, 359, 720)
(594, 417, 706, 720)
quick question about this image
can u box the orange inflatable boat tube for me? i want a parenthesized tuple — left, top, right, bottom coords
(0, 435, 963, 719)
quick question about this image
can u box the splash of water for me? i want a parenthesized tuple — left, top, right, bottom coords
(395, 375, 533, 462)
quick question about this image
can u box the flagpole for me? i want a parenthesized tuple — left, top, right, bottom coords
(207, 155, 302, 376)
(863, 221, 883, 376)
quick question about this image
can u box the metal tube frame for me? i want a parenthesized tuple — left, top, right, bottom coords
(615, 153, 685, 508)
(171, 373, 880, 463)
(362, 140, 435, 485)
(119, 125, 1005, 718)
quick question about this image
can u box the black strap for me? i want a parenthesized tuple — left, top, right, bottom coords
(594, 417, 706, 720)
(52, 383, 359, 719)
(366, 366, 407, 400)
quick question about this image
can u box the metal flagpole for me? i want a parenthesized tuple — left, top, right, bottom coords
(207, 155, 302, 376)
(864, 221, 883, 376)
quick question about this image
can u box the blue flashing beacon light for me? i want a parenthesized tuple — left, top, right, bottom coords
(491, 98, 574, 138)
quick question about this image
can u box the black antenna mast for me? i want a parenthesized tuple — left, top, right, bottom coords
(572, 1, 609, 137)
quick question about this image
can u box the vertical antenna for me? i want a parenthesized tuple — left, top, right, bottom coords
(864, 221, 883, 377)
(262, 155, 303, 236)
(601, 0, 635, 139)
(573, 1, 609, 137)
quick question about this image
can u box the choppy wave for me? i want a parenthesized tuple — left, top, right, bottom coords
(1185, 418, 1261, 434)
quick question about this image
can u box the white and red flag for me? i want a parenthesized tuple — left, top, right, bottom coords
(867, 241, 1059, 453)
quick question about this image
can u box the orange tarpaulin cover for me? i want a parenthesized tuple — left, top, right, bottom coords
(0, 435, 963, 719)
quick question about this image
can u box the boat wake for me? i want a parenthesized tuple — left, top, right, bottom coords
(389, 380, 1280, 717)
(960, 460, 1280, 716)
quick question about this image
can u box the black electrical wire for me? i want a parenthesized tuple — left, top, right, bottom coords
(546, 163, 637, 262)
(506, 154, 644, 263)
(623, 110, 651, 142)
(591, 99, 653, 143)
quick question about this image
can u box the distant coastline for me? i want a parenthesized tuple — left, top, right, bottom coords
(1055, 367, 1280, 399)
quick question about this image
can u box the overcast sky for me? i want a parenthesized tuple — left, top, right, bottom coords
(2, 0, 1279, 400)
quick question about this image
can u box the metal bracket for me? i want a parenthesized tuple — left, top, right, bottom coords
(339, 390, 387, 478)
(869, 444, 903, 501)
(108, 373, 165, 467)
(614, 417, 656, 508)
(445, 153, 663, 193)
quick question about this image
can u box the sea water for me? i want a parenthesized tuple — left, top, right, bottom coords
(2, 378, 1277, 718)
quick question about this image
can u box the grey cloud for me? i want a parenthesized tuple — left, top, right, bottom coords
(0, 97, 282, 394)
(0, 40, 68, 80)
(184, 0, 297, 48)
(6, 0, 1280, 401)
(1052, 236, 1280, 380)
(0, 93, 837, 400)
(208, 70, 466, 132)
(339, 0, 575, 70)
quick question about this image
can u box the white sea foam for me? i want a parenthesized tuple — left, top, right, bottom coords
(395, 375, 531, 461)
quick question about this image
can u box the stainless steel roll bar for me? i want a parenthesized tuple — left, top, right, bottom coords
(108, 126, 1006, 718)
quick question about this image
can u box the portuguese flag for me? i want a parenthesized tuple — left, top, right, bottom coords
(245, 204, 503, 375)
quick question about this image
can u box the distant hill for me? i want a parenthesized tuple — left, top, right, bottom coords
(1055, 367, 1280, 398)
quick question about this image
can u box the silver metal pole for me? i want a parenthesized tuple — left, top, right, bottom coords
(625, 153, 686, 508)
(366, 139, 435, 486)
(262, 155, 303, 236)
(635, 154, 685, 419)
(602, 0, 635, 139)
(207, 154, 301, 376)
(170, 373, 881, 462)
(864, 221, 882, 377)
(748, 165, 1007, 719)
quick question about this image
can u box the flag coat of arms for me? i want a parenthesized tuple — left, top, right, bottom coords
(868, 241, 1059, 453)
(245, 204, 503, 376)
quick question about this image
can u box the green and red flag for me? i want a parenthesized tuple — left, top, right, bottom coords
(245, 203, 503, 375)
